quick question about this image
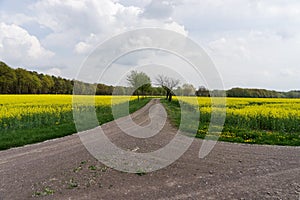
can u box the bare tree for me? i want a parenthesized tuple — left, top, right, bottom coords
(155, 75, 180, 101)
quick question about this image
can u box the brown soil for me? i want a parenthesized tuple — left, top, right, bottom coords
(0, 99, 299, 200)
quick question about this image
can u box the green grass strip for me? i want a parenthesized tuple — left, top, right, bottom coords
(0, 98, 150, 150)
(161, 99, 300, 146)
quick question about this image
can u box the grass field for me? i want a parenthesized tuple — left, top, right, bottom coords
(162, 97, 300, 146)
(0, 95, 150, 150)
(1, 95, 299, 150)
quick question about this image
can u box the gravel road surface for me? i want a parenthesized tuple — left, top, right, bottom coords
(0, 99, 299, 199)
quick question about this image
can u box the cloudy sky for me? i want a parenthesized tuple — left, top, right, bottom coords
(0, 0, 300, 91)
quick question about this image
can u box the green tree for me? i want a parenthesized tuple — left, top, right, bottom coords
(96, 83, 113, 95)
(15, 68, 32, 94)
(114, 86, 126, 95)
(0, 62, 16, 94)
(29, 73, 42, 94)
(182, 83, 196, 96)
(195, 86, 210, 97)
(40, 75, 55, 94)
(52, 77, 67, 94)
(151, 86, 165, 96)
(127, 70, 151, 100)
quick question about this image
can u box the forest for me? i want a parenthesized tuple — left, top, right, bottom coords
(1, 61, 299, 98)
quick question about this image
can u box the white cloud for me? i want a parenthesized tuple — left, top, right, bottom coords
(0, 22, 54, 66)
(75, 42, 91, 55)
(142, 0, 174, 19)
(74, 33, 98, 54)
(256, 1, 300, 19)
(173, 0, 300, 35)
(166, 0, 300, 90)
(0, 13, 34, 26)
(0, 0, 299, 90)
(0, 0, 180, 80)
(45, 67, 62, 77)
(206, 30, 300, 90)
(26, 0, 186, 57)
(117, 0, 151, 7)
(163, 21, 187, 36)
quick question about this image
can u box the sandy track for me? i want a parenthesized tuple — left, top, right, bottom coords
(0, 99, 299, 200)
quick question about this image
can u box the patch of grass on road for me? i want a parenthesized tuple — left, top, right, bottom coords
(33, 187, 55, 197)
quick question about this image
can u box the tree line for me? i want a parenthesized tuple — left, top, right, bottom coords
(1, 61, 299, 98)
(0, 61, 73, 94)
(225, 88, 300, 98)
(194, 87, 300, 98)
(0, 62, 166, 96)
(126, 71, 197, 101)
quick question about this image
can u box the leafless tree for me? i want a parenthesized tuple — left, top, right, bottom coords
(155, 75, 180, 101)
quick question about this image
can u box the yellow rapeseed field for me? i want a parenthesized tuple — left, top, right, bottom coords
(178, 97, 300, 133)
(0, 95, 136, 131)
(1, 95, 299, 147)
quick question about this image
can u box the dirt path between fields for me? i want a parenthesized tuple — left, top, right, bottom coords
(0, 99, 299, 200)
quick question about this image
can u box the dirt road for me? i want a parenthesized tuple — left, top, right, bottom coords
(0, 99, 299, 199)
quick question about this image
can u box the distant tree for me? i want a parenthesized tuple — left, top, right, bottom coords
(174, 86, 183, 96)
(4, 61, 300, 98)
(52, 77, 64, 94)
(182, 83, 196, 96)
(15, 68, 33, 94)
(151, 86, 165, 96)
(155, 75, 180, 101)
(38, 74, 54, 94)
(114, 86, 126, 95)
(195, 86, 210, 97)
(73, 80, 86, 94)
(286, 90, 300, 98)
(0, 62, 16, 94)
(64, 79, 74, 94)
(96, 83, 113, 95)
(127, 70, 151, 100)
(29, 73, 42, 94)
(89, 83, 97, 94)
(226, 87, 282, 98)
(210, 89, 225, 97)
